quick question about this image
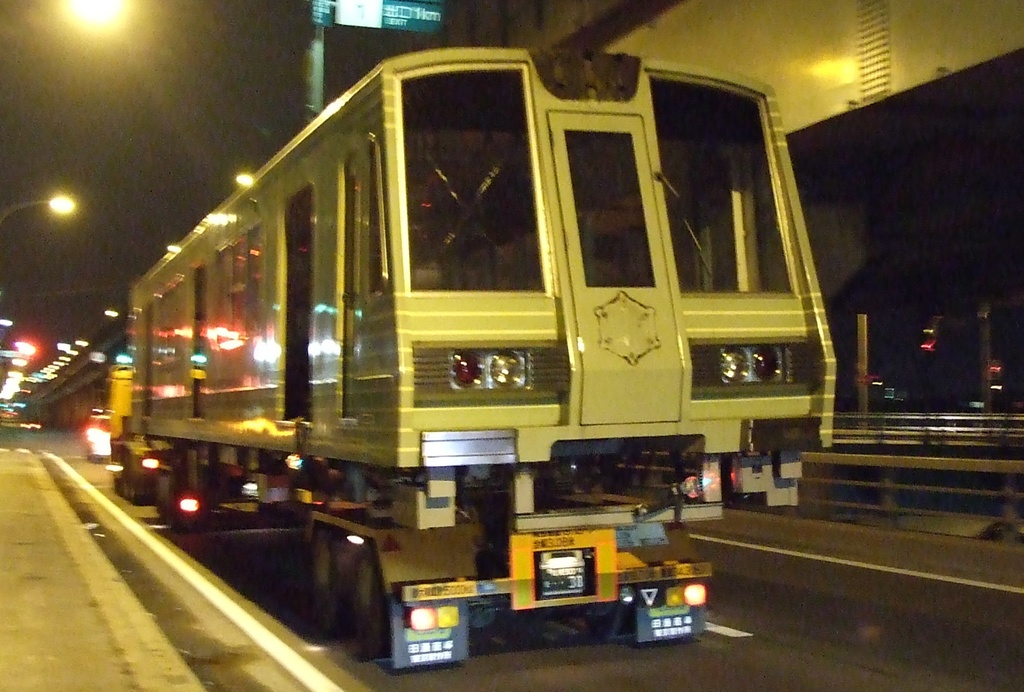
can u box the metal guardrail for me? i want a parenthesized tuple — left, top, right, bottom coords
(832, 412, 1024, 448)
(798, 446, 1024, 544)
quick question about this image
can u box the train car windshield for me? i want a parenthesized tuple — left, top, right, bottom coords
(402, 70, 544, 291)
(651, 79, 791, 293)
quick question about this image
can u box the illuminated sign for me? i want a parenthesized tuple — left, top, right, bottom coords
(318, 0, 445, 33)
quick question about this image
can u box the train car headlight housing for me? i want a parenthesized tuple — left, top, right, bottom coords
(719, 345, 790, 384)
(720, 348, 748, 383)
(450, 349, 530, 389)
(752, 345, 781, 381)
(489, 351, 526, 387)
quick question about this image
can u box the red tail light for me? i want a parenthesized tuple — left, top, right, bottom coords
(408, 607, 438, 631)
(141, 457, 160, 470)
(683, 583, 707, 606)
(178, 497, 200, 513)
(451, 352, 481, 387)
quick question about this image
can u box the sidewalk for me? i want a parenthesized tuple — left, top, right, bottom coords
(0, 450, 204, 692)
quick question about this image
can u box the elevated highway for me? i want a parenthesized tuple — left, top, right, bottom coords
(11, 428, 1023, 691)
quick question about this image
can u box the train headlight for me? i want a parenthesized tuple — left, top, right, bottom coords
(489, 351, 526, 387)
(720, 348, 748, 383)
(719, 345, 789, 384)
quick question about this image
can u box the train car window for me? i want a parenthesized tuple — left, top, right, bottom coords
(651, 79, 791, 293)
(245, 223, 264, 342)
(564, 130, 654, 288)
(153, 276, 188, 399)
(402, 69, 543, 291)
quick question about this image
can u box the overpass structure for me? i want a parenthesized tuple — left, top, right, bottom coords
(25, 315, 127, 429)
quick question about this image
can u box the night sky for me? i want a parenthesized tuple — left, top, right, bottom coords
(0, 0, 432, 365)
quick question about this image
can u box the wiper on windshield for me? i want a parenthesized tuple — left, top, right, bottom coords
(655, 170, 712, 288)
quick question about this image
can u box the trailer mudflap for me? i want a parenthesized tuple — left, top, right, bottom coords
(620, 558, 712, 643)
(633, 582, 708, 642)
(390, 598, 470, 669)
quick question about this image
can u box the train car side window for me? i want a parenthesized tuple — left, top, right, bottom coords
(651, 79, 791, 293)
(402, 69, 543, 291)
(564, 130, 655, 288)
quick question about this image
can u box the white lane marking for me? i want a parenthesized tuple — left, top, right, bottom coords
(691, 532, 1024, 595)
(705, 622, 753, 638)
(46, 453, 350, 692)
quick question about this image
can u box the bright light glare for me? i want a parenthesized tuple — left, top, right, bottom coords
(69, 0, 124, 27)
(235, 173, 254, 187)
(48, 195, 75, 215)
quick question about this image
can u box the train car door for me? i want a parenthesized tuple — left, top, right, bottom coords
(284, 185, 313, 421)
(549, 113, 682, 425)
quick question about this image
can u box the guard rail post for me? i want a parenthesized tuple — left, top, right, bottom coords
(1002, 472, 1020, 544)
(880, 466, 898, 528)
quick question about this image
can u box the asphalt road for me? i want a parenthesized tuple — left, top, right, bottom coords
(12, 427, 1024, 692)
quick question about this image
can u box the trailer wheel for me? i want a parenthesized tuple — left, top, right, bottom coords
(155, 471, 174, 525)
(311, 531, 342, 636)
(352, 548, 389, 661)
(122, 462, 142, 505)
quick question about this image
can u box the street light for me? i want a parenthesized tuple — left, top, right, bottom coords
(0, 195, 76, 229)
(68, 0, 125, 28)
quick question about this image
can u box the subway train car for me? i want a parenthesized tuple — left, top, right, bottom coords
(116, 48, 834, 665)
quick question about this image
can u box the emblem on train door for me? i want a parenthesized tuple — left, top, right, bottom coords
(594, 291, 660, 365)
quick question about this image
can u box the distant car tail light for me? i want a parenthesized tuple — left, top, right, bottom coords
(141, 457, 160, 470)
(178, 496, 200, 514)
(86, 427, 109, 443)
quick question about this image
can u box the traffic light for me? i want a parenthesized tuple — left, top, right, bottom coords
(988, 360, 1003, 390)
(920, 316, 941, 352)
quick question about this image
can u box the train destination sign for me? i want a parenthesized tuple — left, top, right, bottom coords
(313, 0, 444, 33)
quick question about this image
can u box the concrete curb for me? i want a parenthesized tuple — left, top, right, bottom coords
(34, 456, 206, 692)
